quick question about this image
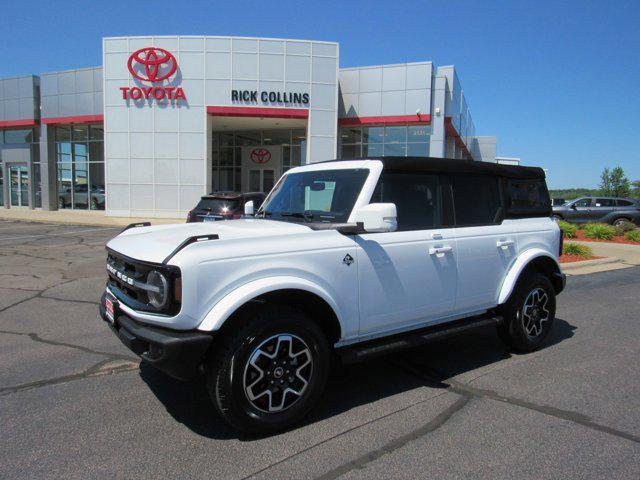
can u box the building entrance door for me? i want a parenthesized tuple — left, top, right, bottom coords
(242, 146, 282, 193)
(9, 165, 29, 207)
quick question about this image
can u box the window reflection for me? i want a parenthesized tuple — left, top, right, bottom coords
(340, 125, 431, 159)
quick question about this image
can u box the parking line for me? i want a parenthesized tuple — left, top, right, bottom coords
(0, 226, 121, 242)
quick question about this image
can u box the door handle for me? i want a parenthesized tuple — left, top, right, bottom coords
(429, 246, 453, 256)
(496, 239, 514, 249)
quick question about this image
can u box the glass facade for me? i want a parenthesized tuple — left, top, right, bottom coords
(211, 129, 306, 192)
(0, 128, 39, 208)
(54, 124, 105, 210)
(339, 125, 431, 159)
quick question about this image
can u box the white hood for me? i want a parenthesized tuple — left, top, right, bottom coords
(106, 219, 311, 264)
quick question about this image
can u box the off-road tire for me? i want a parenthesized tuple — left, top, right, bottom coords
(497, 272, 556, 352)
(206, 305, 330, 434)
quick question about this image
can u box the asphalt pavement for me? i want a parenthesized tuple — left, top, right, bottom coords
(0, 219, 638, 479)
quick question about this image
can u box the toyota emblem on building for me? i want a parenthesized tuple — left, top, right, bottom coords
(250, 148, 272, 164)
(127, 47, 177, 83)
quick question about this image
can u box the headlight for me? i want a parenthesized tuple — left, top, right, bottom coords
(146, 270, 169, 308)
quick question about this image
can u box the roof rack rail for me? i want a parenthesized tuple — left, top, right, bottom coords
(121, 222, 151, 233)
(162, 234, 220, 264)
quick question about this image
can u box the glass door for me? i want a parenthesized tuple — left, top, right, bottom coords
(9, 165, 29, 207)
(248, 169, 276, 193)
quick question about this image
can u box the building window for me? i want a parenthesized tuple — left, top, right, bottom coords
(211, 129, 306, 192)
(339, 125, 430, 159)
(54, 124, 104, 210)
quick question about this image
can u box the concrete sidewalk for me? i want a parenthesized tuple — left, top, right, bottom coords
(563, 240, 640, 275)
(0, 208, 183, 227)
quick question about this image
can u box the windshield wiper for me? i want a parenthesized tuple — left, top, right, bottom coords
(280, 211, 315, 221)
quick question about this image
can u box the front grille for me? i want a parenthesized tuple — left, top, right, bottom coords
(106, 249, 181, 315)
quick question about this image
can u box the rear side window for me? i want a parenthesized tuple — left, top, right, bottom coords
(372, 172, 441, 231)
(195, 198, 241, 212)
(451, 175, 502, 226)
(617, 199, 634, 207)
(506, 179, 551, 216)
(595, 198, 616, 207)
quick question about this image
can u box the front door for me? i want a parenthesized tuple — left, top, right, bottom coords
(356, 172, 458, 337)
(568, 198, 594, 223)
(242, 146, 281, 193)
(9, 165, 29, 207)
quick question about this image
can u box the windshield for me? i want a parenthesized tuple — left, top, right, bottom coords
(259, 168, 369, 223)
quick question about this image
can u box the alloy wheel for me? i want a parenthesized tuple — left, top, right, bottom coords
(522, 287, 550, 337)
(243, 333, 313, 413)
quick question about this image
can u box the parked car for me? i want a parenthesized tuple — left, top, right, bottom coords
(552, 198, 566, 206)
(100, 157, 564, 434)
(552, 197, 640, 226)
(186, 191, 266, 222)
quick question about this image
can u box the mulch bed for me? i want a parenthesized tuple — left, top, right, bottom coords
(560, 254, 604, 264)
(569, 230, 640, 245)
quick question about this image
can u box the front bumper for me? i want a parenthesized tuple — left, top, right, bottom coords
(99, 291, 212, 381)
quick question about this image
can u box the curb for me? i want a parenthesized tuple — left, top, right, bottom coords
(561, 257, 619, 270)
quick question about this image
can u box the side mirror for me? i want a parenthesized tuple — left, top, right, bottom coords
(354, 203, 397, 233)
(571, 204, 578, 210)
(244, 200, 255, 216)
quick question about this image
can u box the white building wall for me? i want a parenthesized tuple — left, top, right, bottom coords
(103, 36, 339, 218)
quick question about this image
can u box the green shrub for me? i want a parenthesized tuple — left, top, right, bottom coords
(563, 242, 593, 257)
(557, 220, 578, 238)
(614, 220, 637, 236)
(625, 229, 640, 242)
(583, 223, 616, 240)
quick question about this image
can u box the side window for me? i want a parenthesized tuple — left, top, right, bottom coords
(506, 179, 551, 216)
(595, 198, 616, 207)
(574, 198, 592, 207)
(372, 172, 441, 231)
(451, 175, 502, 226)
(616, 199, 633, 207)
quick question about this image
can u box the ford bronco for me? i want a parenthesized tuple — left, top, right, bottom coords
(100, 157, 565, 433)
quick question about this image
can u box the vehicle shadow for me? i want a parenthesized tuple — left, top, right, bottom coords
(139, 318, 576, 440)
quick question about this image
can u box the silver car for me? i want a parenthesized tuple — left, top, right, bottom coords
(552, 197, 640, 225)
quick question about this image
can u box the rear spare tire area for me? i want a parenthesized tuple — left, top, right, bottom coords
(206, 305, 330, 434)
(497, 272, 556, 352)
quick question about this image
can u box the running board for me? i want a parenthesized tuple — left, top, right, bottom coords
(336, 314, 503, 364)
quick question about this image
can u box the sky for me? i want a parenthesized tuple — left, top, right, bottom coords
(1, 0, 639, 189)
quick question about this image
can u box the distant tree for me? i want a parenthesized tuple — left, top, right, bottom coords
(599, 166, 631, 197)
(632, 180, 640, 198)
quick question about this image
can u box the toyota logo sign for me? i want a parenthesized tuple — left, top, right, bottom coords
(120, 47, 186, 102)
(250, 148, 272, 164)
(127, 47, 177, 82)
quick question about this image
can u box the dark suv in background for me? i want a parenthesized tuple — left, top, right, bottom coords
(186, 191, 266, 223)
(552, 197, 640, 226)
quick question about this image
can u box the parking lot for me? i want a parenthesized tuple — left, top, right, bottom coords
(1, 219, 639, 479)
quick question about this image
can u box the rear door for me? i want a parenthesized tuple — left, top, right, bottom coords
(355, 172, 458, 336)
(592, 198, 616, 221)
(450, 174, 518, 312)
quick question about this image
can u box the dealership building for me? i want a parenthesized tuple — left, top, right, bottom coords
(0, 36, 503, 218)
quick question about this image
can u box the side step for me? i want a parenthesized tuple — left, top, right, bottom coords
(336, 314, 503, 364)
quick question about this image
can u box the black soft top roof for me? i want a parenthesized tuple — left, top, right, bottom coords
(320, 157, 546, 180)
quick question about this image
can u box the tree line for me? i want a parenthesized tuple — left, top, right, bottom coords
(549, 166, 640, 200)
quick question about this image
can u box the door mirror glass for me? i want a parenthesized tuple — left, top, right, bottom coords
(354, 203, 397, 233)
(244, 200, 255, 216)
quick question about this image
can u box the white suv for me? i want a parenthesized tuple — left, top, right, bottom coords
(100, 157, 565, 433)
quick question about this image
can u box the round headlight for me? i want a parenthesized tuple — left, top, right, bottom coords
(146, 270, 169, 308)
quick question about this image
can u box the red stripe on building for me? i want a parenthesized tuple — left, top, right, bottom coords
(444, 117, 473, 159)
(338, 114, 431, 126)
(207, 106, 309, 119)
(0, 119, 38, 128)
(41, 115, 104, 125)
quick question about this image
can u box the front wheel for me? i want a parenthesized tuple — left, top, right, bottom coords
(206, 306, 330, 434)
(497, 273, 556, 351)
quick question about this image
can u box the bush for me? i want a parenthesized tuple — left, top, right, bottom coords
(563, 242, 593, 257)
(625, 229, 640, 242)
(557, 220, 578, 238)
(614, 220, 637, 236)
(583, 223, 616, 240)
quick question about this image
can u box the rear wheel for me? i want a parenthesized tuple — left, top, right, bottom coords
(497, 272, 556, 351)
(613, 217, 631, 227)
(206, 305, 330, 434)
